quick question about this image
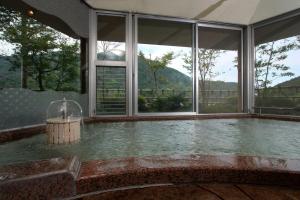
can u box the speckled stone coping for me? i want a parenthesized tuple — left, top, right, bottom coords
(0, 125, 45, 144)
(0, 156, 81, 199)
(76, 154, 300, 194)
(1, 155, 300, 199)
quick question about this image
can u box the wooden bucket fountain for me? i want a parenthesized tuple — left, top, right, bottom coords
(46, 98, 82, 144)
(46, 117, 81, 144)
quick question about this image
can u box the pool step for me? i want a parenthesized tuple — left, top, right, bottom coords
(0, 156, 81, 200)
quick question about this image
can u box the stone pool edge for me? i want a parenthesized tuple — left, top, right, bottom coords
(1, 154, 300, 199)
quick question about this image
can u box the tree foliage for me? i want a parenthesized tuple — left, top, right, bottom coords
(255, 39, 297, 92)
(0, 5, 80, 91)
(139, 51, 174, 91)
(183, 48, 221, 107)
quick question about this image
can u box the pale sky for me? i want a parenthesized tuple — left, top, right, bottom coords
(268, 49, 300, 86)
(0, 40, 15, 56)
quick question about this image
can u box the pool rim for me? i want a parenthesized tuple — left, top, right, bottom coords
(2, 154, 300, 199)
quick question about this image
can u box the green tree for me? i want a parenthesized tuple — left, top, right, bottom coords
(139, 51, 174, 92)
(183, 49, 221, 108)
(45, 39, 80, 91)
(255, 39, 296, 95)
(0, 6, 80, 91)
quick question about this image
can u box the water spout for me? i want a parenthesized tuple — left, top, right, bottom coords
(61, 97, 67, 120)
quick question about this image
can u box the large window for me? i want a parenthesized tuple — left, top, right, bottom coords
(0, 5, 87, 130)
(254, 15, 300, 115)
(96, 15, 127, 115)
(137, 18, 193, 113)
(198, 26, 242, 113)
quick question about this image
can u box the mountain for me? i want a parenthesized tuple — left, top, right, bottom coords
(138, 57, 238, 91)
(138, 57, 192, 90)
(97, 52, 125, 61)
(276, 76, 300, 87)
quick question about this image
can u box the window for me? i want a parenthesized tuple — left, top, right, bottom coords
(254, 15, 300, 115)
(137, 18, 193, 113)
(97, 15, 126, 61)
(96, 14, 127, 115)
(198, 26, 242, 113)
(0, 5, 86, 130)
(96, 66, 126, 115)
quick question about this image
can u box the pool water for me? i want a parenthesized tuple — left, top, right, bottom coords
(1, 118, 300, 165)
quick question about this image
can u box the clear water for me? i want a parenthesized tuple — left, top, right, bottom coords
(1, 118, 300, 165)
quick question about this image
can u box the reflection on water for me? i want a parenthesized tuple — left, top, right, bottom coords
(1, 119, 300, 165)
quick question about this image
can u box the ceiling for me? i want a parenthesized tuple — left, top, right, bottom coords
(84, 0, 300, 25)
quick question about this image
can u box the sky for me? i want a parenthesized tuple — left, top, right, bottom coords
(267, 49, 300, 86)
(0, 40, 15, 56)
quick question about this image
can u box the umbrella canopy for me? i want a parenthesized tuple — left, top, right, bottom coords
(85, 0, 300, 25)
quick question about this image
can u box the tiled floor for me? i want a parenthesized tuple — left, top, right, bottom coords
(76, 183, 300, 200)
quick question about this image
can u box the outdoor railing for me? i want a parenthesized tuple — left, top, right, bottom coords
(253, 106, 300, 115)
(96, 89, 238, 107)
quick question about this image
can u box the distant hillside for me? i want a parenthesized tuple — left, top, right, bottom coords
(0, 56, 21, 88)
(138, 57, 238, 91)
(97, 52, 125, 61)
(138, 57, 192, 90)
(276, 76, 300, 87)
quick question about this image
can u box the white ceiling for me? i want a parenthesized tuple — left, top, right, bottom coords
(85, 0, 300, 25)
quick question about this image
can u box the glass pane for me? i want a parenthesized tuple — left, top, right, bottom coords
(97, 15, 126, 61)
(96, 66, 126, 115)
(0, 5, 87, 130)
(254, 15, 300, 115)
(137, 18, 193, 112)
(198, 27, 241, 113)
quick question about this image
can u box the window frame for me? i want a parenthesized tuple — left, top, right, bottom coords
(89, 11, 245, 117)
(89, 11, 132, 117)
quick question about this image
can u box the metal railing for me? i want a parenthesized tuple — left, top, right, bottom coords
(253, 106, 300, 115)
